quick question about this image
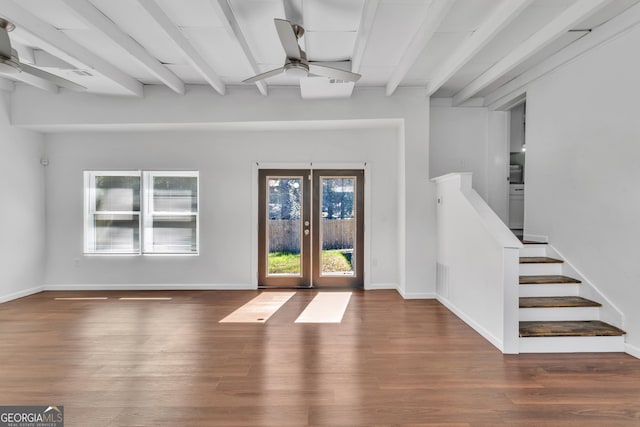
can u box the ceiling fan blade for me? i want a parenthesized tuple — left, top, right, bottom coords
(242, 67, 285, 84)
(274, 19, 301, 61)
(20, 63, 86, 91)
(0, 67, 57, 92)
(308, 63, 361, 82)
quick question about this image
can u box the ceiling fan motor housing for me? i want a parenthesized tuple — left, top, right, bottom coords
(284, 61, 309, 78)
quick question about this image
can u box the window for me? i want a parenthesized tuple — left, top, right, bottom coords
(84, 171, 199, 255)
(84, 171, 141, 254)
(143, 172, 199, 254)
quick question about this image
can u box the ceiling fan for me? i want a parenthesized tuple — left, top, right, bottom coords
(0, 18, 86, 91)
(243, 18, 361, 84)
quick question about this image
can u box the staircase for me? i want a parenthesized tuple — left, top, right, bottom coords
(518, 241, 625, 353)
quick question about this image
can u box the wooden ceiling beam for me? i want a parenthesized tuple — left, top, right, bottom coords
(385, 0, 455, 96)
(137, 0, 226, 95)
(452, 0, 613, 105)
(63, 0, 185, 95)
(351, 0, 379, 74)
(0, 0, 142, 96)
(427, 0, 532, 96)
(210, 0, 267, 96)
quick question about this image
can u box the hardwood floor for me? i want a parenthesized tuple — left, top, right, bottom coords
(1, 290, 639, 426)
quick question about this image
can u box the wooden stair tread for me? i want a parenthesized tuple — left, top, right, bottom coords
(520, 256, 563, 264)
(520, 275, 581, 284)
(521, 240, 548, 244)
(519, 296, 601, 308)
(519, 320, 625, 337)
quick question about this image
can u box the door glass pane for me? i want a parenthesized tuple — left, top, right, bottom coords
(320, 177, 356, 276)
(267, 177, 302, 276)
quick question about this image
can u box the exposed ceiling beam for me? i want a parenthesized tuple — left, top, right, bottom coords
(485, 0, 640, 109)
(211, 0, 267, 96)
(427, 0, 533, 96)
(0, 0, 142, 96)
(351, 0, 379, 74)
(62, 0, 184, 94)
(452, 0, 613, 106)
(385, 0, 455, 96)
(137, 0, 226, 95)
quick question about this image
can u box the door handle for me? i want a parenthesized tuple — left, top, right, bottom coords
(304, 229, 310, 236)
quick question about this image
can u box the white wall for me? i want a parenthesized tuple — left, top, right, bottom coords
(44, 127, 399, 289)
(487, 111, 510, 223)
(13, 86, 435, 298)
(430, 102, 509, 223)
(0, 92, 46, 302)
(434, 173, 521, 353)
(430, 105, 489, 199)
(525, 24, 640, 356)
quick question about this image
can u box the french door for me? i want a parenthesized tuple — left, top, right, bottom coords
(258, 169, 364, 288)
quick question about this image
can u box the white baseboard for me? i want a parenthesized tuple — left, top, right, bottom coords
(398, 289, 437, 299)
(0, 286, 44, 304)
(43, 283, 256, 291)
(523, 233, 548, 243)
(437, 295, 503, 352)
(365, 282, 398, 291)
(626, 342, 640, 360)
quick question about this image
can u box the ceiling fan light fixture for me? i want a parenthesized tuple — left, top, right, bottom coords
(284, 61, 309, 78)
(243, 19, 360, 85)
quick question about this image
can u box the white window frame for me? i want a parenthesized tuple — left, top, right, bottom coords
(84, 170, 200, 256)
(143, 171, 200, 255)
(84, 170, 142, 255)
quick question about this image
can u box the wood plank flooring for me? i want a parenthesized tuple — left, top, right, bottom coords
(1, 290, 639, 426)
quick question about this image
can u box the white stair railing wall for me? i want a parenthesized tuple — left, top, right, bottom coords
(432, 173, 522, 353)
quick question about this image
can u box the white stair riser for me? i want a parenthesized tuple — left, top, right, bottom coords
(519, 284, 580, 297)
(519, 336, 625, 353)
(520, 245, 548, 257)
(519, 263, 563, 276)
(519, 306, 600, 321)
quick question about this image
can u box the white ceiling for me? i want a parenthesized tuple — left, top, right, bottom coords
(0, 0, 638, 101)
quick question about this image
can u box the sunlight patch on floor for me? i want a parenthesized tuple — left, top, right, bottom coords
(219, 292, 296, 323)
(295, 292, 352, 323)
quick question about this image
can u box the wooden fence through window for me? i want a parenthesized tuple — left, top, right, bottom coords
(268, 219, 355, 252)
